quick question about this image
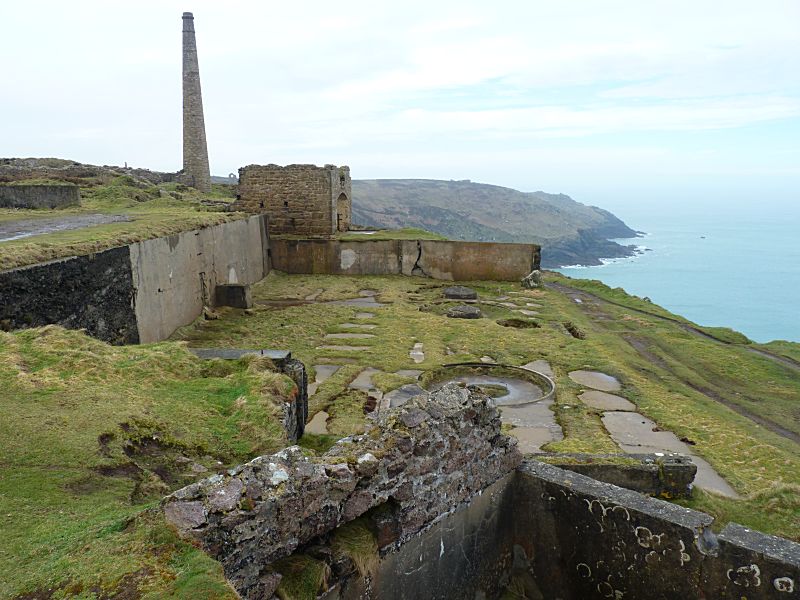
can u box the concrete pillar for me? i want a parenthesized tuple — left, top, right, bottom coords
(182, 12, 211, 193)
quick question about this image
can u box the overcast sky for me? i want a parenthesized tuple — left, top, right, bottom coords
(2, 1, 798, 208)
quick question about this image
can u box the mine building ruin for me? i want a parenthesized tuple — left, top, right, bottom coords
(234, 163, 352, 236)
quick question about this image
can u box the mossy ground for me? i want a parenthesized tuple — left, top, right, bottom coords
(4, 268, 799, 597)
(0, 176, 241, 271)
(0, 327, 294, 598)
(176, 270, 800, 542)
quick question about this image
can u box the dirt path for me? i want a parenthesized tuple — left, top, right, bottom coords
(549, 281, 800, 445)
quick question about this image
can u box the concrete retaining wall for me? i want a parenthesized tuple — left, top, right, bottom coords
(131, 215, 269, 343)
(270, 238, 540, 281)
(0, 215, 270, 344)
(0, 184, 80, 208)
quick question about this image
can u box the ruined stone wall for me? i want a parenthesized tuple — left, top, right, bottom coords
(234, 164, 352, 236)
(270, 238, 540, 281)
(0, 184, 80, 208)
(161, 384, 521, 599)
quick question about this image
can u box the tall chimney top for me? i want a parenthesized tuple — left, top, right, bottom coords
(182, 12, 193, 18)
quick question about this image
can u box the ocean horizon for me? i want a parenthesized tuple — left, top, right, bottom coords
(556, 198, 800, 344)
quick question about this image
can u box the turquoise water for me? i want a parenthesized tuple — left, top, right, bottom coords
(557, 200, 800, 343)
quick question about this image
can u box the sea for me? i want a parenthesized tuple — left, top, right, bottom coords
(556, 198, 800, 344)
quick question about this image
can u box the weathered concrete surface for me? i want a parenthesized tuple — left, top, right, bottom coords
(512, 461, 800, 599)
(270, 238, 540, 281)
(331, 474, 517, 600)
(0, 183, 80, 208)
(543, 453, 697, 498)
(568, 369, 622, 391)
(0, 246, 138, 343)
(131, 214, 269, 343)
(214, 283, 253, 309)
(162, 384, 521, 599)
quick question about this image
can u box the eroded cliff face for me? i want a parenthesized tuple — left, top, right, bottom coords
(162, 383, 521, 599)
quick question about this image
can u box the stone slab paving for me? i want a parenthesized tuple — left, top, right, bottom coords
(339, 323, 377, 330)
(410, 342, 425, 364)
(304, 289, 323, 301)
(330, 297, 385, 308)
(385, 384, 427, 408)
(579, 390, 636, 411)
(521, 360, 555, 379)
(324, 333, 375, 340)
(516, 309, 539, 317)
(308, 364, 341, 397)
(316, 345, 369, 352)
(358, 289, 378, 297)
(525, 302, 543, 308)
(395, 369, 423, 379)
(348, 367, 381, 390)
(499, 302, 519, 308)
(305, 410, 329, 435)
(602, 411, 740, 498)
(355, 312, 375, 319)
(480, 356, 495, 364)
(568, 369, 622, 392)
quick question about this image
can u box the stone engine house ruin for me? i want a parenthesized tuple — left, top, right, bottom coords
(234, 164, 352, 236)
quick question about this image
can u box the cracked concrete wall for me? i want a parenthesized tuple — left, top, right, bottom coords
(269, 238, 539, 281)
(131, 214, 269, 343)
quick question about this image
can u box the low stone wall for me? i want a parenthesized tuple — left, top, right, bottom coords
(162, 384, 521, 599)
(0, 184, 80, 208)
(0, 215, 270, 344)
(270, 238, 540, 281)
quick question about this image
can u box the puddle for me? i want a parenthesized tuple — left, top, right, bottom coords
(306, 410, 330, 434)
(521, 360, 554, 379)
(580, 390, 636, 411)
(339, 323, 377, 330)
(347, 231, 377, 235)
(316, 345, 369, 352)
(324, 333, 375, 340)
(568, 370, 621, 392)
(602, 411, 739, 498)
(0, 213, 131, 242)
(409, 343, 425, 364)
(308, 365, 341, 396)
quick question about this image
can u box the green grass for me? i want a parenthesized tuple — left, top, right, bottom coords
(0, 176, 242, 271)
(0, 326, 295, 598)
(273, 554, 330, 600)
(338, 227, 447, 241)
(174, 270, 800, 540)
(760, 339, 800, 363)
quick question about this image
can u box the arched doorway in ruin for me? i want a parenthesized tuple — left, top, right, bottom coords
(336, 192, 350, 232)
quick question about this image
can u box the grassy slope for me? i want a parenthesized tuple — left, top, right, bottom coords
(176, 271, 800, 541)
(5, 270, 799, 596)
(0, 176, 242, 271)
(0, 327, 296, 598)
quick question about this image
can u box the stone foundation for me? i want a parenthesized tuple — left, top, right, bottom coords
(0, 183, 80, 208)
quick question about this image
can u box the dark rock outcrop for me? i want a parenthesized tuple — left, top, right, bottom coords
(447, 305, 482, 319)
(442, 285, 477, 300)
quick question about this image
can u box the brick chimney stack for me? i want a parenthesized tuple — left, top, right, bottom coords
(182, 11, 211, 193)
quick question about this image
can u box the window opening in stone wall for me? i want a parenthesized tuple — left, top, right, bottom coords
(284, 201, 289, 207)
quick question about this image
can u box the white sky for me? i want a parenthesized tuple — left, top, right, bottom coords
(1, 0, 798, 208)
